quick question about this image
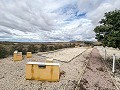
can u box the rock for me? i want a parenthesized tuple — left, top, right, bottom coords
(80, 78, 88, 85)
(96, 67, 104, 72)
(79, 83, 87, 90)
(0, 76, 4, 79)
(60, 71, 66, 76)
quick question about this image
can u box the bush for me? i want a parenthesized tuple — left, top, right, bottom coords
(49, 46, 54, 51)
(13, 44, 24, 52)
(0, 45, 9, 59)
(72, 43, 76, 47)
(27, 44, 38, 53)
(69, 43, 75, 47)
(54, 45, 59, 50)
(39, 44, 48, 52)
(58, 44, 63, 49)
(12, 44, 27, 55)
(64, 44, 69, 48)
(9, 46, 15, 55)
(22, 49, 27, 55)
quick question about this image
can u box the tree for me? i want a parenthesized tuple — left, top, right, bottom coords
(94, 10, 120, 49)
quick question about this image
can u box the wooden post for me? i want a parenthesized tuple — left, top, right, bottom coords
(112, 54, 116, 73)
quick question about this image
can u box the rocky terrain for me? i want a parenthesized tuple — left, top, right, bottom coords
(0, 46, 118, 90)
(0, 47, 92, 90)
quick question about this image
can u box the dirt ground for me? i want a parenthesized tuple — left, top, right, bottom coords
(79, 48, 117, 90)
(0, 47, 118, 90)
(0, 47, 92, 90)
(97, 46, 120, 90)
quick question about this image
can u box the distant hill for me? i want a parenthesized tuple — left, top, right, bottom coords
(69, 40, 76, 42)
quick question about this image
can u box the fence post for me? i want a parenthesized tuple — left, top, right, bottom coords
(112, 54, 116, 73)
(104, 47, 106, 60)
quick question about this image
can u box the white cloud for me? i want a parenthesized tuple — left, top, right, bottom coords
(87, 0, 120, 25)
(0, 0, 120, 42)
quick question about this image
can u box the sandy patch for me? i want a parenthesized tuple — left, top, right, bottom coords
(41, 47, 87, 62)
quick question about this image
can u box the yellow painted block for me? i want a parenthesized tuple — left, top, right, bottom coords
(26, 62, 60, 81)
(46, 58, 53, 63)
(27, 52, 32, 58)
(13, 51, 22, 61)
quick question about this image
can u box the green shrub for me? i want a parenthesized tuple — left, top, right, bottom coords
(58, 44, 63, 49)
(13, 44, 24, 52)
(0, 45, 9, 59)
(39, 44, 48, 52)
(49, 46, 54, 51)
(54, 45, 58, 50)
(22, 49, 27, 55)
(12, 44, 26, 55)
(64, 44, 69, 48)
(9, 46, 15, 55)
(27, 44, 38, 53)
(72, 43, 75, 47)
(69, 43, 75, 47)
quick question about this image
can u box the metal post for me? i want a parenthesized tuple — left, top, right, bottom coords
(112, 54, 116, 73)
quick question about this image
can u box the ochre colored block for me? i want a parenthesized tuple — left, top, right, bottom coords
(26, 62, 60, 81)
(13, 51, 22, 61)
(27, 52, 32, 58)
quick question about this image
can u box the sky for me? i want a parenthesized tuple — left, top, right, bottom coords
(0, 0, 120, 42)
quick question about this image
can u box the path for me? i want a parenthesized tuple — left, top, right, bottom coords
(79, 48, 117, 90)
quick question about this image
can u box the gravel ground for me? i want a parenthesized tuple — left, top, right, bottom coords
(80, 48, 117, 90)
(0, 47, 92, 90)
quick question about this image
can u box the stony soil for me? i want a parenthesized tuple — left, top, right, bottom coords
(0, 47, 92, 90)
(97, 46, 120, 90)
(79, 48, 117, 90)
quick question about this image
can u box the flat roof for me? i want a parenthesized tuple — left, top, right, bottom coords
(14, 51, 18, 53)
(26, 62, 60, 66)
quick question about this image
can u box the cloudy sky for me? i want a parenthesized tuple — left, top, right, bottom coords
(0, 0, 120, 42)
